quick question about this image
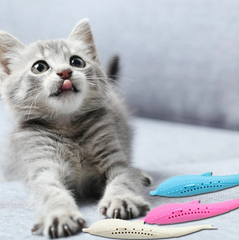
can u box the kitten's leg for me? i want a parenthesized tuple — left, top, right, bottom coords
(28, 160, 85, 238)
(98, 165, 151, 219)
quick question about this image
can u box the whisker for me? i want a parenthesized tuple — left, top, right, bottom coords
(86, 76, 127, 97)
(25, 89, 45, 119)
(107, 75, 136, 83)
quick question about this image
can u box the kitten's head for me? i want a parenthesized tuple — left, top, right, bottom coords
(0, 19, 107, 121)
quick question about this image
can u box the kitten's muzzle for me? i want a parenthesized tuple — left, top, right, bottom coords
(51, 69, 79, 96)
(50, 80, 79, 97)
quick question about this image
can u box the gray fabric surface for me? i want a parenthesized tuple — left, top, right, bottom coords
(1, 113, 239, 240)
(1, 0, 239, 129)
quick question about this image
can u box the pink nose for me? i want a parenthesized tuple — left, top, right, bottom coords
(57, 69, 72, 80)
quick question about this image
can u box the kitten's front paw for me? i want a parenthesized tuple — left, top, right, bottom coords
(31, 208, 86, 238)
(98, 195, 150, 219)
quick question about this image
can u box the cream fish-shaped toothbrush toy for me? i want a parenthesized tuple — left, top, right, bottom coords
(82, 219, 216, 239)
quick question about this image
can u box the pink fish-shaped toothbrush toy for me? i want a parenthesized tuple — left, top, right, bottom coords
(142, 198, 239, 224)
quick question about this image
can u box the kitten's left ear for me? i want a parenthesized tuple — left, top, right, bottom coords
(0, 31, 25, 75)
(69, 19, 100, 63)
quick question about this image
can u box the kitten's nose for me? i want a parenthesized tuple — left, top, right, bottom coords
(57, 69, 72, 80)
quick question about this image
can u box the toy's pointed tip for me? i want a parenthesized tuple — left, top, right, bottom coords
(150, 190, 156, 196)
(209, 225, 217, 230)
(201, 172, 213, 176)
(137, 220, 145, 224)
(189, 199, 201, 204)
(82, 228, 89, 233)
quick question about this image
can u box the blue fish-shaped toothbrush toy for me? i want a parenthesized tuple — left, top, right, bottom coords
(150, 172, 239, 197)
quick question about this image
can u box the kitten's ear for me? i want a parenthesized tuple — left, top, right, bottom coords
(69, 19, 100, 63)
(0, 31, 25, 75)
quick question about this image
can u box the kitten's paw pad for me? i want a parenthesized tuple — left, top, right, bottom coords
(32, 209, 85, 238)
(98, 196, 150, 219)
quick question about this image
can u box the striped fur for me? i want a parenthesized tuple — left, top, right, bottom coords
(0, 19, 152, 238)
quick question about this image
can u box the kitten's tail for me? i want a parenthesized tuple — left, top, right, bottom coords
(107, 55, 120, 83)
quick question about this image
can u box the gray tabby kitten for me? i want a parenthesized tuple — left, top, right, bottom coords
(0, 19, 152, 238)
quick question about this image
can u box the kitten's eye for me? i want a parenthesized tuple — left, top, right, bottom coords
(31, 61, 49, 74)
(70, 56, 85, 68)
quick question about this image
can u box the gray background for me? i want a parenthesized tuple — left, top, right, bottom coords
(1, 0, 239, 129)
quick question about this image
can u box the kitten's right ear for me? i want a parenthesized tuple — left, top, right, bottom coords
(69, 19, 100, 63)
(0, 31, 25, 75)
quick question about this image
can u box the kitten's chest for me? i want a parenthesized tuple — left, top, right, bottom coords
(57, 138, 105, 198)
(56, 136, 94, 167)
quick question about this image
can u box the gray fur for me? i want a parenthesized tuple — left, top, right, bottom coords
(0, 19, 152, 238)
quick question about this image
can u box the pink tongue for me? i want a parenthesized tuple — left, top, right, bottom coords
(61, 80, 72, 90)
